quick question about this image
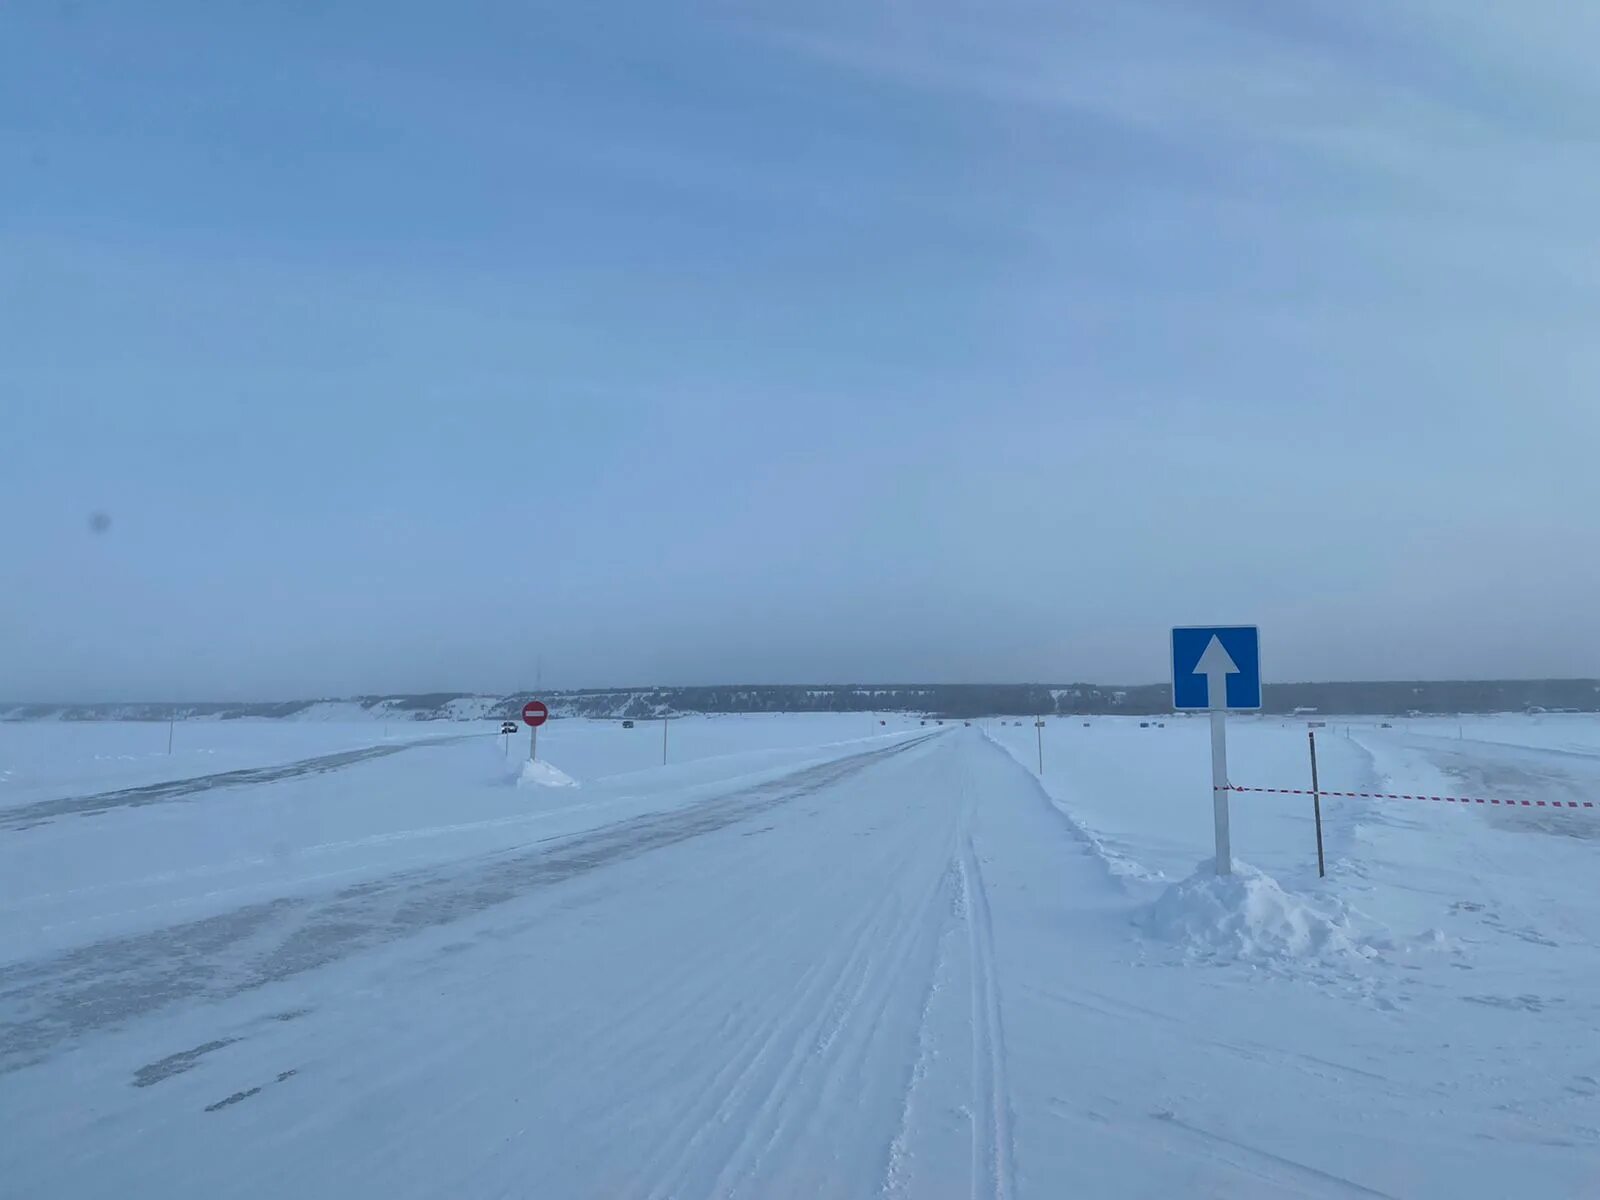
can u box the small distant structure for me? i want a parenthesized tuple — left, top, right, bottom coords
(622, 719, 634, 729)
(1292, 706, 1319, 716)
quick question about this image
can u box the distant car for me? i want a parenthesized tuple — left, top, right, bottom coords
(622, 720, 634, 729)
(964, 721, 971, 727)
(879, 719, 886, 726)
(499, 721, 517, 735)
(920, 720, 926, 726)
(1380, 721, 1393, 728)
(1083, 722, 1091, 727)
(1139, 722, 1150, 728)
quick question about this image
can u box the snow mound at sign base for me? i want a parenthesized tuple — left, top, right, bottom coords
(1145, 859, 1379, 966)
(516, 759, 579, 789)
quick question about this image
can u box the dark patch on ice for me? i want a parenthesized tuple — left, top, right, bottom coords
(204, 1085, 262, 1112)
(1428, 752, 1600, 841)
(1462, 994, 1552, 1012)
(0, 734, 938, 1074)
(131, 1037, 241, 1087)
(0, 734, 478, 831)
(203, 1066, 300, 1112)
(266, 1008, 311, 1023)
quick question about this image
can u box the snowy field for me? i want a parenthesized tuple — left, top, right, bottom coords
(2, 712, 1598, 1197)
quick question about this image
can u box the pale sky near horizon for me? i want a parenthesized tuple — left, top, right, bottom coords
(4, 1, 1599, 701)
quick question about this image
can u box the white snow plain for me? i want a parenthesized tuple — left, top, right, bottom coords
(2, 712, 1597, 1197)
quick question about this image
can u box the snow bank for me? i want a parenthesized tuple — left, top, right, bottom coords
(1145, 859, 1379, 966)
(516, 759, 578, 789)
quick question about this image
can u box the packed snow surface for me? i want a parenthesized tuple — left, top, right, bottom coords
(2, 711, 1598, 1197)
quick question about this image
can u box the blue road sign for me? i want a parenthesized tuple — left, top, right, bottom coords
(1171, 626, 1262, 710)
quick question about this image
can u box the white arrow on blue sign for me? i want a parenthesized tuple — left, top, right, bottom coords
(1171, 626, 1262, 711)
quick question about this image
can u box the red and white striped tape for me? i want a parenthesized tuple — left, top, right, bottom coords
(1229, 785, 1594, 809)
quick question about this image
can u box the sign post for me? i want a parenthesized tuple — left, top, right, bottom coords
(1172, 626, 1262, 876)
(1035, 718, 1046, 774)
(522, 700, 549, 761)
(1309, 729, 1326, 878)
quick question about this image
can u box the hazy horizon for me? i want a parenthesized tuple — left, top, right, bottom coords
(7, 2, 1599, 700)
(12, 671, 1600, 708)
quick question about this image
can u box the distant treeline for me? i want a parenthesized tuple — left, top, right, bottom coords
(543, 680, 1600, 719)
(9, 679, 1599, 722)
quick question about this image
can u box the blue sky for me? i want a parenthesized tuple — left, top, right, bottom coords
(4, 1, 1599, 700)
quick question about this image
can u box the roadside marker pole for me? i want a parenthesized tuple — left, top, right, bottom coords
(1036, 717, 1044, 774)
(1309, 730, 1326, 878)
(663, 715, 669, 765)
(167, 718, 174, 755)
(530, 723, 538, 762)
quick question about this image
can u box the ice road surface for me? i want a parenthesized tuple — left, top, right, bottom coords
(2, 712, 1598, 1197)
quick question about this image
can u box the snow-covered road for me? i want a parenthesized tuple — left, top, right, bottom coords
(3, 719, 1597, 1197)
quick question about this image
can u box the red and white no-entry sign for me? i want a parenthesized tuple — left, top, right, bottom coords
(522, 700, 549, 728)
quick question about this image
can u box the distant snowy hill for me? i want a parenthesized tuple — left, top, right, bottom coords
(5, 679, 1600, 722)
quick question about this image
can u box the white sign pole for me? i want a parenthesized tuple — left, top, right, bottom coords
(1208, 707, 1231, 875)
(529, 724, 538, 763)
(1195, 637, 1238, 876)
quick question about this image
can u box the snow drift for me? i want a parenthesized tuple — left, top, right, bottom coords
(1144, 859, 1379, 966)
(516, 759, 578, 789)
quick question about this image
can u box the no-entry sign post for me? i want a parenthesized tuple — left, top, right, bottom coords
(1172, 626, 1262, 876)
(522, 699, 549, 761)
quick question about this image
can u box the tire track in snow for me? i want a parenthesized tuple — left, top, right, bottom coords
(957, 834, 1014, 1200)
(637, 874, 908, 1198)
(715, 835, 954, 1194)
(640, 783, 956, 1198)
(881, 854, 963, 1199)
(880, 741, 1016, 1200)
